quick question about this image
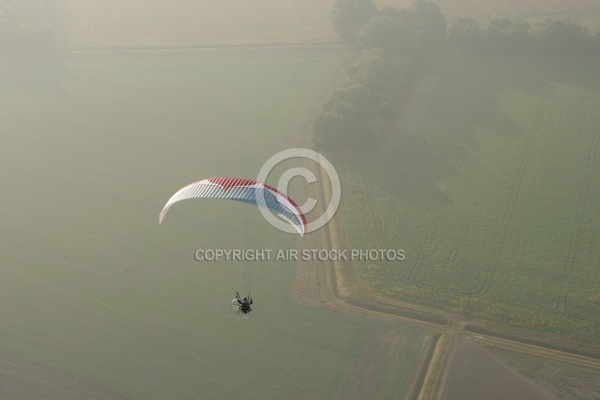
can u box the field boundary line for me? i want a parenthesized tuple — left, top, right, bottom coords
(47, 41, 345, 57)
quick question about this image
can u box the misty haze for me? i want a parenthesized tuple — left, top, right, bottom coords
(1, 1, 600, 399)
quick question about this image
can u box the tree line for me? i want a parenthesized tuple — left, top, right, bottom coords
(314, 0, 600, 152)
(449, 16, 600, 55)
(314, 0, 446, 151)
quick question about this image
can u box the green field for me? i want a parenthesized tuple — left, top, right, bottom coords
(491, 347, 600, 399)
(0, 52, 426, 399)
(336, 49, 600, 341)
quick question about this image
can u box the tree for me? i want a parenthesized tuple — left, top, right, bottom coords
(330, 0, 378, 47)
(357, 2, 446, 59)
(313, 84, 384, 151)
(448, 17, 483, 50)
(533, 19, 591, 55)
(348, 48, 413, 94)
(315, 0, 449, 153)
(357, 11, 412, 55)
(408, 0, 447, 44)
(485, 17, 530, 53)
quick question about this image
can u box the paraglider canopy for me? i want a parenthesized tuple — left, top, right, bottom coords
(159, 177, 307, 236)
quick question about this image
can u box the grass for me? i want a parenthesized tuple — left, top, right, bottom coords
(334, 49, 600, 342)
(0, 51, 426, 399)
(491, 347, 600, 399)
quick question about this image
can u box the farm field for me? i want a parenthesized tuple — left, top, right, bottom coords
(0, 52, 426, 399)
(335, 49, 600, 342)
